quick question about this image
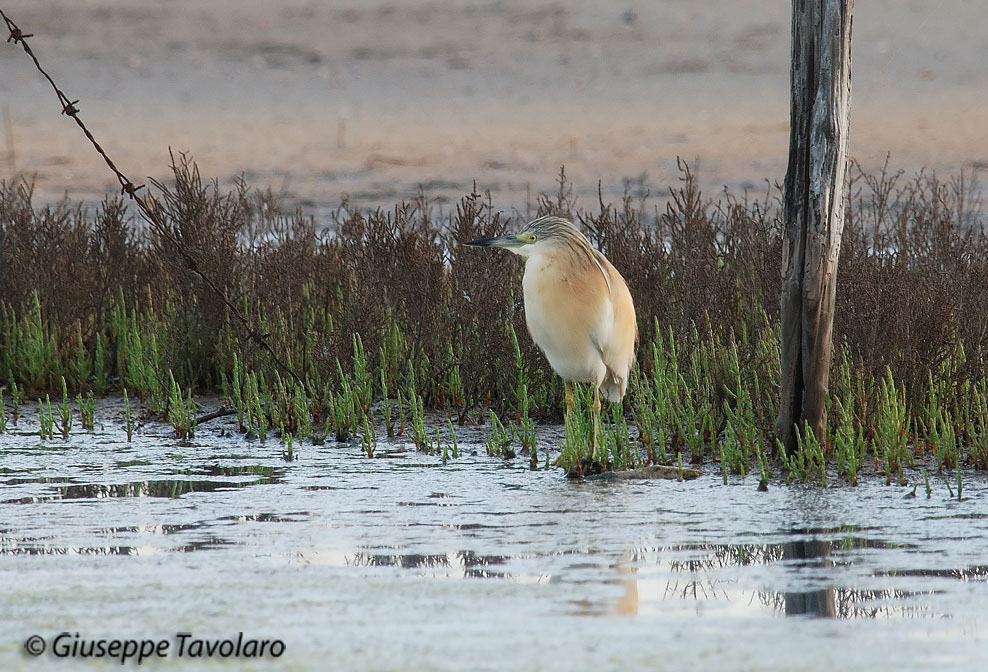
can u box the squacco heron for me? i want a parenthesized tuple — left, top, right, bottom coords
(466, 215, 637, 455)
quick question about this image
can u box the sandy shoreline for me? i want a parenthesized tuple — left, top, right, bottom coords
(1, 0, 987, 218)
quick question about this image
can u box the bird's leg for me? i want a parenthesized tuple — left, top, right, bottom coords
(565, 381, 575, 419)
(592, 384, 602, 462)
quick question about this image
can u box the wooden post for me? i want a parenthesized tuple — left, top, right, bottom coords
(777, 0, 854, 453)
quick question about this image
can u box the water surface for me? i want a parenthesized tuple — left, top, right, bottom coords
(1, 405, 986, 670)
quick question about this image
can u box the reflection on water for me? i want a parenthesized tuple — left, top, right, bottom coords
(302, 535, 961, 621)
(0, 543, 140, 556)
(1, 475, 979, 624)
(882, 566, 988, 579)
(1, 520, 961, 619)
(23, 465, 288, 500)
(0, 529, 956, 619)
(649, 538, 945, 620)
(58, 480, 245, 499)
(783, 539, 836, 617)
(348, 550, 518, 579)
(1, 404, 987, 670)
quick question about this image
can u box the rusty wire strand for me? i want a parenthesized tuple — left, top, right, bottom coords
(1, 8, 309, 392)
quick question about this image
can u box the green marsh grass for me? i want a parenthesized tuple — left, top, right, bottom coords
(438, 427, 448, 464)
(350, 334, 373, 414)
(228, 352, 246, 432)
(395, 389, 408, 439)
(92, 331, 107, 395)
(874, 368, 911, 485)
(513, 381, 537, 454)
(2, 158, 988, 484)
(486, 410, 513, 459)
(380, 369, 394, 437)
(243, 372, 268, 442)
(37, 395, 53, 440)
(779, 422, 828, 485)
(407, 389, 430, 454)
(8, 380, 24, 424)
(755, 440, 772, 490)
(77, 390, 96, 430)
(832, 349, 866, 485)
(282, 430, 296, 462)
(604, 401, 636, 471)
(123, 388, 134, 442)
(361, 413, 376, 458)
(166, 370, 196, 440)
(557, 384, 610, 476)
(56, 376, 72, 439)
(446, 417, 460, 459)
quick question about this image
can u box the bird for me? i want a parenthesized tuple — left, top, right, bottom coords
(465, 215, 637, 456)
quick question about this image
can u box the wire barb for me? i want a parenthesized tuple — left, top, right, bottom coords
(1, 10, 29, 43)
(6, 27, 31, 43)
(120, 181, 144, 197)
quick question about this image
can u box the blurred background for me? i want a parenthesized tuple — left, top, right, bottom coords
(1, 0, 986, 217)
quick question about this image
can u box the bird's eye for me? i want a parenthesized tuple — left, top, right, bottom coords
(529, 234, 537, 242)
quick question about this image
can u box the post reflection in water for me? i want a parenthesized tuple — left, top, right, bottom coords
(782, 540, 836, 618)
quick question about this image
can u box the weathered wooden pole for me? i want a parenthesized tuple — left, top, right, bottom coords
(777, 0, 854, 453)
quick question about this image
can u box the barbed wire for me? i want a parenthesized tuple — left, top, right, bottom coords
(0, 8, 309, 393)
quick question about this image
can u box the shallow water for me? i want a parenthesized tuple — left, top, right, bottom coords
(1, 401, 987, 670)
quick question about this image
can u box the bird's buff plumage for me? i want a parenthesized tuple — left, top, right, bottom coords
(465, 215, 637, 402)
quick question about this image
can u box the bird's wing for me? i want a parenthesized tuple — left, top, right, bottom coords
(589, 248, 613, 296)
(590, 255, 638, 400)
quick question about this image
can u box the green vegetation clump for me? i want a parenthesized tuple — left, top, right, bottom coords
(1, 158, 988, 485)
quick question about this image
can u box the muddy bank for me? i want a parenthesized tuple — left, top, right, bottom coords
(1, 0, 987, 217)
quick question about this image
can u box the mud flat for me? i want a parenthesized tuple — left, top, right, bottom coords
(1, 1, 987, 217)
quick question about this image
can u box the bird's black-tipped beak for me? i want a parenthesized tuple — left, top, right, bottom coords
(464, 236, 499, 247)
(464, 234, 524, 248)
